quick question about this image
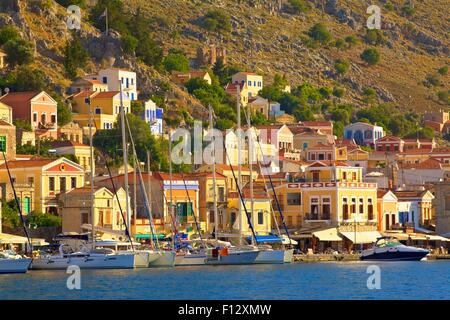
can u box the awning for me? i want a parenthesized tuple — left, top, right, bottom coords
(425, 235, 450, 242)
(134, 233, 166, 240)
(246, 235, 282, 243)
(0, 233, 48, 246)
(340, 231, 383, 244)
(312, 228, 342, 242)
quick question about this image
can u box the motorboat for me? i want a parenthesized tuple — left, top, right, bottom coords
(0, 251, 32, 274)
(361, 236, 429, 261)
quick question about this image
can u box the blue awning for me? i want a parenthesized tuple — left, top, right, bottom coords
(246, 235, 282, 243)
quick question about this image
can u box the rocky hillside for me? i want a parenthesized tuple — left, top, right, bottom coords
(131, 0, 449, 113)
(0, 0, 448, 123)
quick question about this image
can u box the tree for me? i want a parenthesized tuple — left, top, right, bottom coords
(3, 38, 34, 66)
(63, 35, 89, 79)
(438, 66, 448, 76)
(14, 66, 47, 91)
(308, 23, 332, 44)
(202, 10, 231, 33)
(364, 29, 386, 46)
(345, 35, 358, 48)
(54, 94, 72, 126)
(122, 34, 138, 54)
(288, 0, 309, 13)
(163, 52, 190, 73)
(334, 38, 346, 50)
(0, 26, 20, 46)
(361, 48, 381, 66)
(334, 59, 350, 75)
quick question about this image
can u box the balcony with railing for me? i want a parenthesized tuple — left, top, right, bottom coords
(304, 212, 331, 222)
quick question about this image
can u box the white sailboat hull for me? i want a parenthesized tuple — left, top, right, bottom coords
(283, 249, 294, 263)
(206, 250, 259, 265)
(175, 253, 207, 266)
(31, 253, 135, 270)
(132, 251, 161, 268)
(254, 249, 285, 264)
(0, 258, 32, 274)
(148, 251, 176, 267)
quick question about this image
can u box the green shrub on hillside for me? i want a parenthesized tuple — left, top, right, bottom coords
(334, 59, 350, 75)
(0, 26, 20, 46)
(308, 23, 332, 44)
(364, 29, 386, 46)
(288, 0, 309, 14)
(361, 48, 381, 65)
(202, 10, 231, 33)
(63, 35, 89, 79)
(3, 38, 34, 66)
(163, 52, 190, 73)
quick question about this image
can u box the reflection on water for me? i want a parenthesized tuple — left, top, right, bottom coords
(1, 261, 449, 300)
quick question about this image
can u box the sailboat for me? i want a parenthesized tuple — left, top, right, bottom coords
(123, 111, 175, 267)
(205, 97, 260, 265)
(0, 151, 33, 274)
(32, 98, 135, 270)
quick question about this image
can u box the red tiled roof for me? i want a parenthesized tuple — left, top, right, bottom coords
(400, 158, 443, 170)
(49, 140, 89, 148)
(93, 91, 120, 99)
(0, 159, 54, 169)
(300, 121, 333, 127)
(73, 90, 97, 99)
(0, 91, 41, 104)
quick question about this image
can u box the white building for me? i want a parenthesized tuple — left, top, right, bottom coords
(344, 122, 385, 146)
(142, 99, 163, 136)
(87, 68, 138, 101)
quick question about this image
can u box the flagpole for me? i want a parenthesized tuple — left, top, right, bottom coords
(105, 7, 108, 36)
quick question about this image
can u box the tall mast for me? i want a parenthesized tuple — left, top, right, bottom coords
(133, 157, 137, 231)
(209, 106, 218, 240)
(168, 129, 175, 247)
(236, 85, 242, 245)
(88, 107, 95, 244)
(147, 151, 152, 219)
(246, 108, 255, 246)
(119, 81, 131, 233)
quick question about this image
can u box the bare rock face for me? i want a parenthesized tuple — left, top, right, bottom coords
(0, 0, 19, 13)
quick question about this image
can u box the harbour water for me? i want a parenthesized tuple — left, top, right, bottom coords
(1, 261, 449, 300)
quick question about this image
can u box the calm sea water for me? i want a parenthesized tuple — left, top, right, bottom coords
(1, 261, 449, 300)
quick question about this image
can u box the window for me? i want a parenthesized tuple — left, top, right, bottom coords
(60, 177, 66, 193)
(342, 172, 347, 180)
(351, 198, 356, 214)
(0, 136, 6, 152)
(359, 198, 364, 214)
(81, 212, 89, 224)
(218, 187, 225, 202)
(287, 193, 301, 205)
(248, 81, 251, 86)
(312, 171, 320, 182)
(33, 113, 38, 122)
(102, 76, 107, 84)
(27, 176, 34, 185)
(209, 211, 215, 223)
(368, 199, 374, 220)
(49, 177, 55, 191)
(41, 113, 46, 123)
(71, 177, 77, 189)
(352, 172, 357, 181)
(257, 211, 264, 225)
(51, 114, 56, 123)
(342, 198, 349, 220)
(322, 198, 330, 220)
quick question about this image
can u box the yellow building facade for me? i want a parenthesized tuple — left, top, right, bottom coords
(0, 157, 85, 215)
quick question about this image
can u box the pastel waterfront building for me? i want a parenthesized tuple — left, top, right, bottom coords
(87, 68, 138, 101)
(142, 99, 163, 136)
(271, 161, 378, 230)
(0, 91, 58, 139)
(0, 158, 84, 215)
(71, 90, 131, 130)
(226, 183, 272, 237)
(70, 78, 109, 93)
(59, 186, 129, 237)
(344, 122, 385, 146)
(231, 72, 263, 98)
(0, 101, 16, 160)
(394, 190, 435, 230)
